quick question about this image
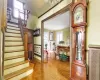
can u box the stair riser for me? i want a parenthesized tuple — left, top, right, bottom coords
(4, 63, 29, 75)
(5, 37, 22, 41)
(7, 26, 20, 30)
(6, 29, 20, 33)
(5, 46, 24, 52)
(5, 33, 21, 37)
(4, 23, 32, 80)
(4, 58, 25, 66)
(8, 69, 33, 80)
(4, 51, 24, 58)
(7, 23, 18, 27)
(5, 42, 23, 46)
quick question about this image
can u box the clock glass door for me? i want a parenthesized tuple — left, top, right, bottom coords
(76, 30, 82, 60)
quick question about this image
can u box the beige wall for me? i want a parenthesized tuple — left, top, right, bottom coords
(26, 14, 38, 30)
(87, 0, 100, 48)
(86, 0, 100, 66)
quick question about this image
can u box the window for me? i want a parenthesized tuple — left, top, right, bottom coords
(44, 32, 49, 49)
(13, 0, 27, 20)
(44, 32, 49, 44)
(56, 31, 63, 44)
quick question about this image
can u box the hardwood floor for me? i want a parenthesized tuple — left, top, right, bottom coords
(21, 59, 70, 80)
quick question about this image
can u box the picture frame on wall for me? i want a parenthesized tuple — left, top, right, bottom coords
(33, 28, 40, 37)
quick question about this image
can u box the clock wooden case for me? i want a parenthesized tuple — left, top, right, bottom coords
(70, 0, 87, 80)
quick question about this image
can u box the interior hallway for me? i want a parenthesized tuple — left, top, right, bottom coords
(22, 59, 70, 80)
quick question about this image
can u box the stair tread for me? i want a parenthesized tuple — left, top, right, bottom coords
(5, 36, 22, 38)
(5, 36, 21, 38)
(5, 50, 24, 54)
(5, 31, 21, 34)
(7, 23, 18, 27)
(7, 25, 19, 28)
(5, 50, 24, 53)
(4, 66, 33, 80)
(5, 45, 23, 47)
(7, 25, 20, 29)
(5, 40, 22, 42)
(4, 60, 29, 70)
(7, 28, 20, 31)
(4, 55, 24, 61)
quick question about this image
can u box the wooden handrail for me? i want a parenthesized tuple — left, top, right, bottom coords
(18, 10, 29, 60)
(18, 10, 25, 41)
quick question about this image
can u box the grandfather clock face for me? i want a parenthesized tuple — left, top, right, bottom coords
(74, 7, 84, 24)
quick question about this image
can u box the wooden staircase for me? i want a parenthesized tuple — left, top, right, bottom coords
(4, 23, 33, 80)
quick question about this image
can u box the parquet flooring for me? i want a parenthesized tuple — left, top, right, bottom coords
(21, 59, 70, 80)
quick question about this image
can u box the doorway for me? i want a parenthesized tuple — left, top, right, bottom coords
(41, 4, 71, 79)
(43, 11, 70, 61)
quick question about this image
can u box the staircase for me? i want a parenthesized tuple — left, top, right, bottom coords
(4, 23, 33, 80)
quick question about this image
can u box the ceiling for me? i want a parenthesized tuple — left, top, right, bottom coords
(18, 0, 63, 17)
(44, 11, 70, 30)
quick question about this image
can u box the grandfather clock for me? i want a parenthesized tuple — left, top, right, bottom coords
(70, 0, 87, 80)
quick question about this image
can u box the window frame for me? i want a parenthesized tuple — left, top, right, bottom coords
(56, 31, 63, 44)
(12, 0, 27, 20)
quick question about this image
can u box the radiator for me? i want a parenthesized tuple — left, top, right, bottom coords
(89, 46, 100, 80)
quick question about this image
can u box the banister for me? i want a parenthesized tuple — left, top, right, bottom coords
(18, 10, 28, 60)
(18, 10, 24, 41)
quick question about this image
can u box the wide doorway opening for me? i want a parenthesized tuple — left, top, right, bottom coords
(42, 9, 71, 80)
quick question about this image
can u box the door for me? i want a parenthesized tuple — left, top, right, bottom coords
(70, 0, 87, 80)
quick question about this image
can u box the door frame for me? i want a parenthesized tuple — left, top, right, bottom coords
(41, 2, 73, 76)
